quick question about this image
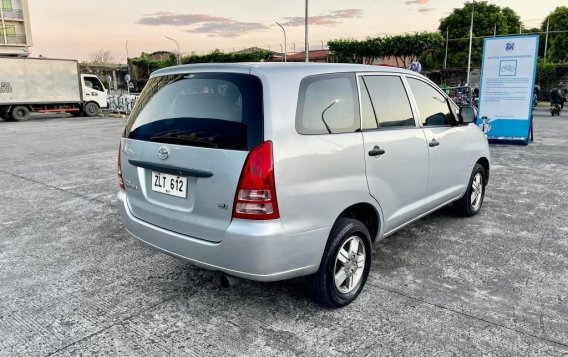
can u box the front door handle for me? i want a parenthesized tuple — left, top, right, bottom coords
(368, 146, 386, 157)
(429, 139, 440, 147)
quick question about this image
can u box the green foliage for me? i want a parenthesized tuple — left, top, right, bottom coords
(182, 49, 273, 64)
(536, 60, 557, 89)
(436, 1, 521, 68)
(542, 7, 568, 63)
(328, 33, 444, 66)
(129, 50, 273, 78)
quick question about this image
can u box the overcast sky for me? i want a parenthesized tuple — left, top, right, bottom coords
(28, 0, 565, 62)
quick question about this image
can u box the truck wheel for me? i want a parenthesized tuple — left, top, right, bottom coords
(307, 217, 372, 308)
(1, 108, 11, 121)
(11, 106, 30, 122)
(83, 102, 100, 117)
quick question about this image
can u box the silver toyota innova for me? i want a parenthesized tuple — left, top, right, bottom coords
(117, 63, 490, 307)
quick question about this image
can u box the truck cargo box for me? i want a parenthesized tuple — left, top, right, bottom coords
(0, 58, 81, 105)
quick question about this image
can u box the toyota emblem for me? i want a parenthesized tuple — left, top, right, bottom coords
(158, 147, 169, 160)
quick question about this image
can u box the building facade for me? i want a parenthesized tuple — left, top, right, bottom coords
(0, 0, 32, 56)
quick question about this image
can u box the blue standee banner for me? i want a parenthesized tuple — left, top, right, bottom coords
(477, 35, 539, 144)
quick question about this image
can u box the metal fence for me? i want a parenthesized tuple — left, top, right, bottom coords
(107, 93, 139, 114)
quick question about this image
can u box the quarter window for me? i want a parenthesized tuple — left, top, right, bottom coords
(407, 78, 453, 126)
(359, 76, 415, 130)
(296, 73, 359, 135)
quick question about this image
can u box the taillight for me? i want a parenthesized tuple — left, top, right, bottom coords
(232, 141, 279, 220)
(118, 141, 125, 190)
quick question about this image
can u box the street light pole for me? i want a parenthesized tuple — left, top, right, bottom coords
(544, 19, 550, 60)
(273, 20, 287, 62)
(444, 28, 449, 69)
(163, 35, 181, 65)
(305, 0, 309, 63)
(125, 40, 129, 63)
(466, 0, 475, 86)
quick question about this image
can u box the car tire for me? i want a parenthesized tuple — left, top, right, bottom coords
(11, 106, 30, 122)
(455, 163, 486, 217)
(307, 217, 372, 308)
(83, 102, 100, 117)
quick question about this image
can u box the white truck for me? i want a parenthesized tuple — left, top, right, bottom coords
(0, 57, 108, 121)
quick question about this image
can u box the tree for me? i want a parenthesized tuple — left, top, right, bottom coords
(87, 49, 115, 65)
(437, 1, 521, 68)
(536, 60, 557, 92)
(328, 33, 443, 66)
(542, 7, 568, 63)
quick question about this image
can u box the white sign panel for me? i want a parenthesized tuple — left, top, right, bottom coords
(478, 35, 539, 143)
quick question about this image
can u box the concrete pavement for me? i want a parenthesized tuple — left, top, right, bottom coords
(0, 112, 567, 356)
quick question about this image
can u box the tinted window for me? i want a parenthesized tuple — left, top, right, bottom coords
(84, 76, 104, 92)
(359, 76, 415, 130)
(296, 73, 359, 134)
(124, 73, 263, 151)
(407, 78, 453, 126)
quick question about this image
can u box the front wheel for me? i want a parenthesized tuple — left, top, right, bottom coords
(83, 102, 100, 117)
(307, 218, 372, 308)
(455, 163, 486, 217)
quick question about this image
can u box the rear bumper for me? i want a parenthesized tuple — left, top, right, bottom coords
(117, 190, 327, 282)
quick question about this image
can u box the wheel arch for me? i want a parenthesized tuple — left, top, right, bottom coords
(337, 202, 382, 244)
(476, 157, 490, 183)
(83, 100, 100, 109)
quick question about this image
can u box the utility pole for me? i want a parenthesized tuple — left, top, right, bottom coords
(444, 28, 449, 69)
(305, 0, 309, 62)
(493, 23, 496, 37)
(466, 0, 475, 86)
(544, 19, 549, 60)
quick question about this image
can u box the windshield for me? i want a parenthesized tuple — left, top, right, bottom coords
(124, 72, 263, 151)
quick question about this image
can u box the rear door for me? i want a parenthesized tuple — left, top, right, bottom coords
(120, 72, 263, 243)
(405, 76, 471, 210)
(358, 73, 430, 234)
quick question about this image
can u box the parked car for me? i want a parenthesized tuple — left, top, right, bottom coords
(117, 63, 490, 308)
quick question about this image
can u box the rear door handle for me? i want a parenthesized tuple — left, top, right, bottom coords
(368, 146, 386, 157)
(429, 139, 440, 147)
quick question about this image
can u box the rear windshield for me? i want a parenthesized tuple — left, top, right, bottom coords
(124, 73, 263, 151)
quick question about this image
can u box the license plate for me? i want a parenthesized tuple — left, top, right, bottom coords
(151, 171, 188, 198)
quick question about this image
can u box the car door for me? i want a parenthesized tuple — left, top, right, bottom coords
(405, 76, 471, 211)
(358, 73, 430, 234)
(82, 75, 108, 108)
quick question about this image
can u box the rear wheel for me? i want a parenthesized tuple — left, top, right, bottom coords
(1, 108, 11, 121)
(307, 217, 372, 308)
(83, 102, 100, 117)
(11, 106, 30, 122)
(455, 164, 486, 217)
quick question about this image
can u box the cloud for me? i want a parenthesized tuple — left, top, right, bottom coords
(405, 0, 428, 4)
(137, 12, 268, 37)
(189, 22, 269, 38)
(418, 8, 436, 13)
(137, 13, 230, 26)
(281, 9, 362, 27)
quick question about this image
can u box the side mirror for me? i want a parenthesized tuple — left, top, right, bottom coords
(459, 106, 477, 124)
